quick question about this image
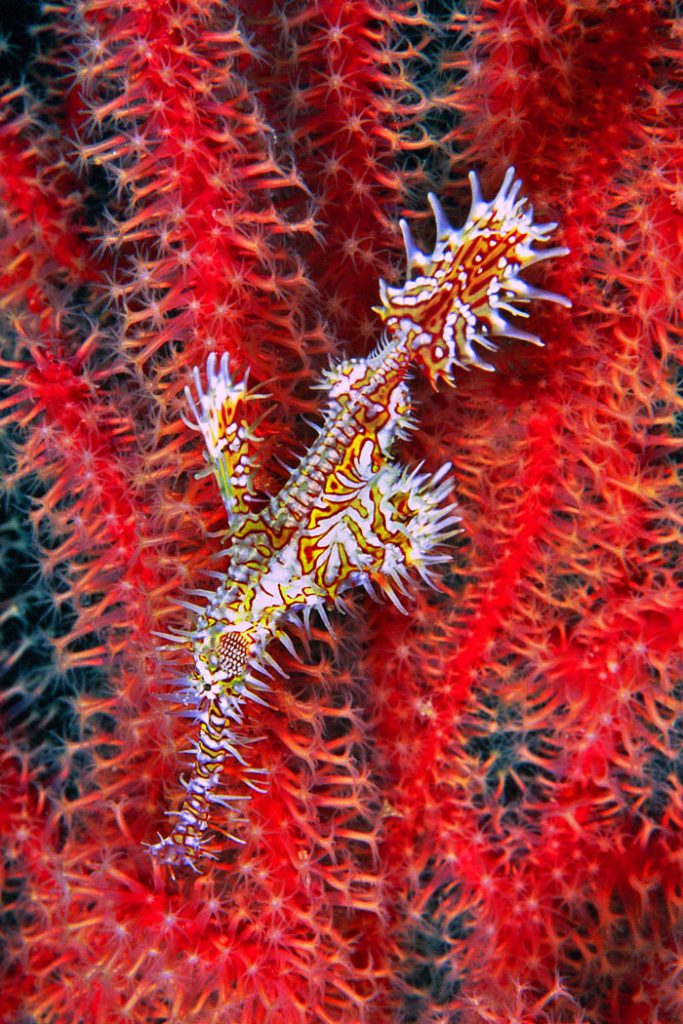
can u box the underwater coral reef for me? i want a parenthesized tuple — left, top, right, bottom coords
(1, 2, 682, 1022)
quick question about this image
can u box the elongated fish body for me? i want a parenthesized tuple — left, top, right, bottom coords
(149, 168, 570, 870)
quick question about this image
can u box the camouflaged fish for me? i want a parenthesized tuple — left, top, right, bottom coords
(149, 168, 570, 870)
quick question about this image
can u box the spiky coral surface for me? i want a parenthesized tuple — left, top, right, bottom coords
(0, 2, 681, 1022)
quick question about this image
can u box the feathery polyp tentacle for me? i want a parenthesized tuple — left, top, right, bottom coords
(376, 167, 571, 385)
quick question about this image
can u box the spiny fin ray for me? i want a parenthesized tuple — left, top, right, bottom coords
(184, 351, 264, 520)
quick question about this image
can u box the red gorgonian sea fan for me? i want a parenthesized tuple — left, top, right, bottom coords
(1, 2, 682, 1023)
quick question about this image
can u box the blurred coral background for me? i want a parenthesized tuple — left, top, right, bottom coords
(1, 1, 682, 1021)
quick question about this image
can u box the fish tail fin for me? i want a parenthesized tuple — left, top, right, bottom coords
(375, 168, 571, 388)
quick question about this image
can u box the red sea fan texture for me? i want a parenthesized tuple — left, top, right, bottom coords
(0, 1, 682, 1022)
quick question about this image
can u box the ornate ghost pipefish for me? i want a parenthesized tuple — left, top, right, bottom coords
(148, 168, 571, 871)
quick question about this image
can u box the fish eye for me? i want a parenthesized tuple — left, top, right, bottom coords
(216, 632, 249, 678)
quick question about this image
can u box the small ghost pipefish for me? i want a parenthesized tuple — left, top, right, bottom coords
(148, 167, 571, 871)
